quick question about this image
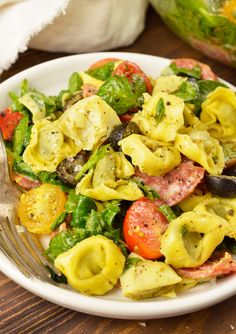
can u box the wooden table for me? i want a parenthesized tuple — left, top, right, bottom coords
(1, 6, 236, 334)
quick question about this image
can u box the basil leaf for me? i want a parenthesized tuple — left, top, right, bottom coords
(50, 211, 67, 231)
(13, 115, 29, 155)
(170, 63, 202, 79)
(75, 144, 110, 181)
(68, 72, 83, 92)
(70, 195, 97, 228)
(87, 61, 116, 81)
(155, 97, 165, 123)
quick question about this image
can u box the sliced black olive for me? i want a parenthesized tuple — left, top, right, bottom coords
(205, 175, 236, 198)
(56, 151, 89, 186)
(224, 165, 236, 177)
(108, 121, 141, 151)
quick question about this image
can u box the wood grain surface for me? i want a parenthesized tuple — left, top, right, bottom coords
(1, 6, 236, 334)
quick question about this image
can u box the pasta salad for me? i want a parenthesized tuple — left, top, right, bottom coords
(2, 57, 236, 300)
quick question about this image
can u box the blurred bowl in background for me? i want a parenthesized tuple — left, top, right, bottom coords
(150, 0, 236, 67)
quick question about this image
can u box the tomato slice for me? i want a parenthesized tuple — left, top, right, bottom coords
(18, 184, 66, 234)
(171, 58, 217, 81)
(113, 60, 153, 94)
(123, 197, 169, 259)
(88, 58, 120, 70)
(0, 108, 23, 140)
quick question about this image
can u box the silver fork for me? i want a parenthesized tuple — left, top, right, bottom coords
(0, 130, 62, 282)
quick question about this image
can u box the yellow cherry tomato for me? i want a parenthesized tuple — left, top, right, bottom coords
(18, 183, 66, 234)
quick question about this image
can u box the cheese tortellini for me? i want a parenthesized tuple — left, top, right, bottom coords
(194, 198, 236, 240)
(201, 87, 236, 142)
(23, 119, 78, 173)
(58, 95, 121, 150)
(54, 235, 125, 295)
(76, 151, 143, 201)
(132, 92, 184, 142)
(152, 75, 187, 96)
(161, 211, 226, 268)
(119, 134, 181, 176)
(175, 129, 224, 175)
(120, 254, 181, 299)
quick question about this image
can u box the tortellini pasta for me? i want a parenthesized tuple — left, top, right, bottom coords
(58, 95, 121, 150)
(23, 119, 78, 173)
(76, 151, 143, 201)
(120, 254, 181, 299)
(200, 87, 236, 142)
(132, 92, 184, 142)
(194, 198, 236, 240)
(19, 92, 46, 123)
(54, 235, 125, 295)
(79, 71, 104, 89)
(178, 192, 213, 212)
(119, 134, 181, 176)
(161, 211, 226, 268)
(152, 75, 187, 96)
(175, 129, 224, 175)
(183, 105, 207, 130)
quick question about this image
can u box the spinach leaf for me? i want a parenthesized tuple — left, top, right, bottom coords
(87, 61, 116, 81)
(75, 144, 110, 181)
(68, 72, 83, 92)
(70, 195, 97, 228)
(169, 63, 202, 79)
(51, 211, 67, 231)
(155, 97, 165, 123)
(13, 154, 39, 180)
(37, 171, 71, 192)
(124, 257, 142, 271)
(97, 75, 146, 115)
(45, 230, 85, 261)
(13, 115, 29, 155)
(134, 179, 160, 200)
(174, 79, 227, 116)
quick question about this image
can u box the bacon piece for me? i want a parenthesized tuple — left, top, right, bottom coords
(135, 160, 205, 206)
(176, 252, 236, 279)
(82, 84, 98, 98)
(172, 58, 217, 81)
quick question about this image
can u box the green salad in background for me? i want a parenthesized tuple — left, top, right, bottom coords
(151, 0, 236, 67)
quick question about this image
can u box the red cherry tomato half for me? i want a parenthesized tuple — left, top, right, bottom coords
(0, 108, 23, 140)
(113, 60, 153, 94)
(171, 58, 217, 81)
(88, 58, 120, 70)
(123, 197, 169, 259)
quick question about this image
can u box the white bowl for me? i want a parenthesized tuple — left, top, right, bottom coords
(0, 52, 236, 319)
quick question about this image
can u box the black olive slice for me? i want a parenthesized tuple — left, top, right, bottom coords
(108, 121, 141, 151)
(205, 175, 236, 198)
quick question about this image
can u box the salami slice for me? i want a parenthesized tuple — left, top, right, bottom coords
(172, 58, 217, 81)
(176, 252, 236, 279)
(135, 160, 205, 206)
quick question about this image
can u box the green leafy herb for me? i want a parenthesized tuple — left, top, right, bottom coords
(46, 266, 67, 284)
(169, 63, 202, 79)
(12, 154, 39, 180)
(87, 61, 116, 81)
(13, 115, 29, 155)
(70, 195, 97, 228)
(97, 75, 146, 115)
(75, 144, 110, 181)
(159, 205, 176, 222)
(124, 257, 142, 271)
(155, 97, 165, 123)
(174, 79, 227, 116)
(134, 179, 160, 200)
(68, 72, 83, 92)
(50, 211, 67, 231)
(45, 230, 84, 261)
(37, 171, 71, 192)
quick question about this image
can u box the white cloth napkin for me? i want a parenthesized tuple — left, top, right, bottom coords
(0, 0, 148, 75)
